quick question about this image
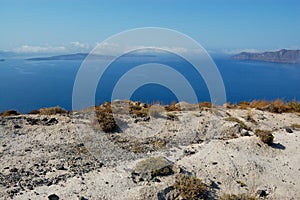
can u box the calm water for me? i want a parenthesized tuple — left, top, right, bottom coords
(0, 54, 300, 113)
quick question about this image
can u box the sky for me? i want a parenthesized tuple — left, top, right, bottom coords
(1, 0, 300, 54)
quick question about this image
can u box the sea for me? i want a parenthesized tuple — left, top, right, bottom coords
(1, 52, 300, 113)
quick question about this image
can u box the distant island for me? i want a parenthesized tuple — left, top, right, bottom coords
(232, 49, 300, 64)
(27, 53, 89, 61)
(27, 52, 157, 61)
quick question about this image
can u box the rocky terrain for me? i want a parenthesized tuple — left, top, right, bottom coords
(231, 49, 300, 64)
(0, 103, 300, 199)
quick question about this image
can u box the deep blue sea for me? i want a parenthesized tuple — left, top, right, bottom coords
(1, 53, 300, 113)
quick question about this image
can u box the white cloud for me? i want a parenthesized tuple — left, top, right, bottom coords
(13, 45, 67, 53)
(70, 41, 90, 49)
(13, 42, 92, 53)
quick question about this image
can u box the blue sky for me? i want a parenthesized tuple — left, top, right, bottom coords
(1, 0, 300, 54)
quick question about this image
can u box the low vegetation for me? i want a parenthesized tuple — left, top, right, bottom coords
(174, 174, 208, 200)
(0, 110, 20, 116)
(166, 112, 179, 121)
(165, 101, 181, 112)
(95, 110, 118, 133)
(232, 99, 300, 113)
(291, 123, 300, 130)
(220, 193, 257, 200)
(39, 106, 68, 115)
(245, 111, 257, 124)
(199, 102, 212, 108)
(225, 117, 251, 131)
(255, 129, 274, 145)
(28, 110, 40, 114)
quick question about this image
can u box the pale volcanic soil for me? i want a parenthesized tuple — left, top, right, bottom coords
(0, 103, 299, 200)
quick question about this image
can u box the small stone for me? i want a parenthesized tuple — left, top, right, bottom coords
(9, 167, 18, 173)
(183, 149, 196, 155)
(212, 162, 218, 165)
(79, 197, 88, 200)
(132, 156, 175, 182)
(257, 189, 267, 197)
(143, 116, 150, 122)
(14, 125, 22, 129)
(240, 129, 250, 136)
(27, 185, 34, 190)
(48, 194, 59, 200)
(56, 164, 67, 170)
(285, 127, 293, 133)
(46, 118, 58, 126)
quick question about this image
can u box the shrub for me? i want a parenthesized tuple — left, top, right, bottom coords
(165, 101, 180, 112)
(174, 174, 208, 200)
(96, 111, 118, 133)
(255, 129, 274, 145)
(239, 103, 250, 110)
(39, 106, 68, 115)
(199, 102, 212, 108)
(285, 101, 300, 112)
(0, 110, 20, 116)
(220, 193, 257, 200)
(226, 103, 237, 109)
(28, 110, 40, 115)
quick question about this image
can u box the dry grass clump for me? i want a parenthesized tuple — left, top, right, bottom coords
(220, 193, 257, 200)
(255, 129, 274, 145)
(199, 102, 212, 108)
(129, 104, 149, 118)
(95, 110, 118, 133)
(245, 111, 257, 124)
(234, 99, 300, 113)
(39, 106, 68, 115)
(226, 103, 238, 109)
(166, 112, 179, 121)
(0, 110, 20, 116)
(165, 101, 181, 112)
(174, 174, 208, 200)
(225, 117, 251, 131)
(238, 101, 250, 110)
(94, 102, 118, 133)
(285, 101, 300, 112)
(28, 110, 40, 115)
(291, 123, 300, 130)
